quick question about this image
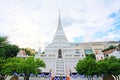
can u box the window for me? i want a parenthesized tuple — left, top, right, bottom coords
(75, 49, 80, 54)
(84, 49, 93, 54)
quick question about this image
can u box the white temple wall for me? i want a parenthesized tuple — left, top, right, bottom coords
(65, 58, 82, 73)
(39, 58, 56, 76)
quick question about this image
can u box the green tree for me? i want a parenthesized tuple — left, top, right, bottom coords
(0, 57, 7, 80)
(97, 56, 120, 80)
(108, 61, 120, 80)
(107, 56, 120, 80)
(20, 57, 45, 80)
(0, 36, 7, 58)
(4, 44, 20, 58)
(76, 57, 98, 80)
(0, 36, 20, 58)
(0, 48, 5, 57)
(86, 54, 96, 59)
(2, 57, 45, 80)
(0, 36, 8, 47)
(97, 60, 109, 76)
(118, 44, 120, 49)
(118, 44, 120, 51)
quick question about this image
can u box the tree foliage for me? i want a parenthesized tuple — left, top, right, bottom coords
(98, 56, 120, 80)
(86, 54, 96, 59)
(2, 57, 45, 80)
(107, 56, 120, 80)
(76, 57, 98, 80)
(0, 36, 20, 58)
(4, 44, 20, 58)
(116, 44, 120, 52)
(0, 57, 7, 80)
(0, 36, 8, 47)
(118, 44, 120, 49)
(76, 56, 120, 80)
(97, 60, 109, 75)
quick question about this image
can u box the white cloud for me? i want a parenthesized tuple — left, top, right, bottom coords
(0, 0, 120, 51)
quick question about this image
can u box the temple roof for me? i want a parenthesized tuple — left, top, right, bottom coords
(51, 11, 68, 44)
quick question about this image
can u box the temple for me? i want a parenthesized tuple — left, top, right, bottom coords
(35, 12, 86, 78)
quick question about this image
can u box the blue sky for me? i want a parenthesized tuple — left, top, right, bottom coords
(0, 0, 120, 50)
